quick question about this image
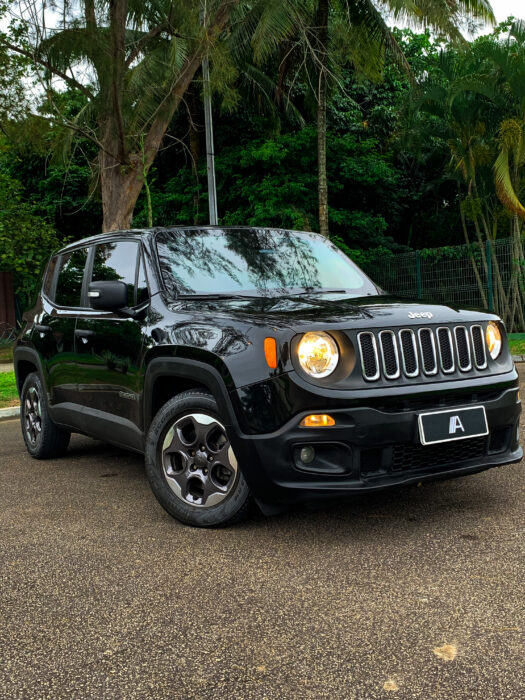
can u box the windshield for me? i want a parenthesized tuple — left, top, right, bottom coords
(156, 228, 379, 298)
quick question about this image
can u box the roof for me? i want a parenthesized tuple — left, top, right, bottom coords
(57, 226, 318, 254)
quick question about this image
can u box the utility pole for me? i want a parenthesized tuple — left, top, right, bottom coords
(202, 2, 218, 225)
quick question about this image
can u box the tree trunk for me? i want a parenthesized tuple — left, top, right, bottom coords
(100, 159, 144, 232)
(458, 188, 487, 307)
(99, 47, 209, 231)
(97, 0, 235, 231)
(316, 0, 329, 238)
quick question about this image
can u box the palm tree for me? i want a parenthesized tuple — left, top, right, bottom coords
(1, 0, 495, 233)
(251, 0, 495, 237)
(415, 19, 525, 330)
(1, 0, 290, 231)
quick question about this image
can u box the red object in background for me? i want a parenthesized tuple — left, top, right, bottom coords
(0, 271, 16, 327)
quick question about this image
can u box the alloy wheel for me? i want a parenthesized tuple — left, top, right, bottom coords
(25, 386, 42, 445)
(161, 413, 238, 508)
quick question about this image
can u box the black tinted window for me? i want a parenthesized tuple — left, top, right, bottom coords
(91, 241, 139, 307)
(55, 248, 88, 307)
(137, 255, 149, 305)
(43, 257, 59, 299)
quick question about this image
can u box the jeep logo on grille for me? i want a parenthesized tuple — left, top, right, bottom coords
(408, 311, 433, 319)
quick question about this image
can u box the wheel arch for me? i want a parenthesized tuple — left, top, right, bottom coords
(143, 358, 240, 435)
(14, 347, 45, 395)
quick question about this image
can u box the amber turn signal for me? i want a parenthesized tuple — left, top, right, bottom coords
(264, 337, 278, 369)
(300, 414, 336, 427)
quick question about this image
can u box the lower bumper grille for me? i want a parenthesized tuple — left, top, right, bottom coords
(391, 437, 487, 472)
(360, 428, 512, 478)
(361, 435, 490, 477)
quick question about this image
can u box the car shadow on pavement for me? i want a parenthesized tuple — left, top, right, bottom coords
(61, 430, 523, 537)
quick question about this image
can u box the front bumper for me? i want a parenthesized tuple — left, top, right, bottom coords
(229, 377, 522, 507)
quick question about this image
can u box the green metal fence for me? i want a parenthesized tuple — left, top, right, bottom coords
(361, 237, 525, 333)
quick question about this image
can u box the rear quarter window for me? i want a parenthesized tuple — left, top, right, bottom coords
(42, 257, 59, 299)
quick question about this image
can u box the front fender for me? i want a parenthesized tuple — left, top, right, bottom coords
(143, 356, 241, 434)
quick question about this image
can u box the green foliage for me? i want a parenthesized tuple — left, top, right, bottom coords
(508, 336, 525, 354)
(134, 126, 403, 249)
(0, 343, 13, 363)
(1, 21, 524, 260)
(0, 173, 61, 307)
(332, 238, 394, 266)
(0, 371, 18, 408)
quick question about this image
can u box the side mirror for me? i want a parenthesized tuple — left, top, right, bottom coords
(88, 281, 128, 311)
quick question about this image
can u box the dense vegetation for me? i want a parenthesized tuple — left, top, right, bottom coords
(0, 7, 524, 324)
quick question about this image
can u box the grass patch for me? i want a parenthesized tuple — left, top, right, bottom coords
(509, 338, 525, 355)
(0, 371, 18, 408)
(0, 344, 14, 363)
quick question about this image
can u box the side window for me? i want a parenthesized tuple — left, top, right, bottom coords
(43, 256, 59, 299)
(137, 254, 150, 306)
(55, 248, 89, 307)
(91, 241, 139, 308)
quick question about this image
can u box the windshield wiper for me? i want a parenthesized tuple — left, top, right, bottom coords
(289, 288, 347, 296)
(175, 293, 256, 300)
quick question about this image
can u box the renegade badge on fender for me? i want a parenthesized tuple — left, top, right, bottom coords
(15, 228, 522, 527)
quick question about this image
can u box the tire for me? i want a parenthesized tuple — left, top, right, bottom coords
(145, 389, 251, 527)
(20, 372, 71, 459)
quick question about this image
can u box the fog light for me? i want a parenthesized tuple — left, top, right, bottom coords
(300, 446, 316, 464)
(300, 414, 335, 427)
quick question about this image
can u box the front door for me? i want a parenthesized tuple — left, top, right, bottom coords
(74, 240, 149, 434)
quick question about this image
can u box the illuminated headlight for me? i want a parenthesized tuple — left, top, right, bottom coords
(297, 332, 339, 378)
(486, 321, 502, 360)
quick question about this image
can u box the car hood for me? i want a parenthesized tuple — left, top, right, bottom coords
(167, 293, 497, 332)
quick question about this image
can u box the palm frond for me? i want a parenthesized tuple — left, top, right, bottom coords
(494, 147, 525, 218)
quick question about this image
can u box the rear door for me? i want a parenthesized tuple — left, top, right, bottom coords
(73, 240, 149, 439)
(31, 247, 89, 407)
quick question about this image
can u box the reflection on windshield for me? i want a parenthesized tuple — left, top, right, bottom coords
(156, 228, 378, 298)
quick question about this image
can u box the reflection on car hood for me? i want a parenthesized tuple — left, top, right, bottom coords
(168, 293, 496, 331)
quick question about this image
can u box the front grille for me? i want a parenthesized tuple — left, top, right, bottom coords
(419, 328, 437, 375)
(437, 327, 454, 373)
(399, 329, 418, 376)
(357, 323, 489, 382)
(470, 325, 487, 369)
(357, 332, 380, 380)
(360, 436, 488, 477)
(379, 330, 400, 379)
(454, 326, 472, 371)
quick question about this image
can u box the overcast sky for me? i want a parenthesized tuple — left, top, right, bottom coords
(490, 0, 525, 22)
(2, 2, 524, 34)
(1, 2, 523, 46)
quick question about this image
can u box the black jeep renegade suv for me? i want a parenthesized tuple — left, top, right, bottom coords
(15, 227, 522, 526)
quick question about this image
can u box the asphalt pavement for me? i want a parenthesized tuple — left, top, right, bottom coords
(0, 370, 523, 699)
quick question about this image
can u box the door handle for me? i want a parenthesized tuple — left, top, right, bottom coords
(75, 329, 96, 338)
(35, 324, 51, 333)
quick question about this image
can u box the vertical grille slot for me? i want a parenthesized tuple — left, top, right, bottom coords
(470, 325, 487, 369)
(418, 328, 438, 375)
(437, 327, 455, 373)
(358, 332, 380, 381)
(398, 329, 419, 377)
(455, 326, 472, 371)
(379, 330, 400, 379)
